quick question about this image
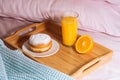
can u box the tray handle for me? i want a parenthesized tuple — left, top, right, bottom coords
(13, 22, 45, 37)
(71, 53, 112, 79)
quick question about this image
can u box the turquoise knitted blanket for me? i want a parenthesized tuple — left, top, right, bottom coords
(0, 39, 75, 80)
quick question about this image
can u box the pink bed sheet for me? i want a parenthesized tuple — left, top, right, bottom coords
(0, 17, 32, 38)
(1, 0, 120, 37)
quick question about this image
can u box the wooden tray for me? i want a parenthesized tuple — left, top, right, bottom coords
(4, 21, 113, 80)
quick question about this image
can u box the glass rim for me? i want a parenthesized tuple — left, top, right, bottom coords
(62, 11, 79, 18)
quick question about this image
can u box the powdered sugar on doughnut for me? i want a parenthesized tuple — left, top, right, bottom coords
(29, 33, 51, 45)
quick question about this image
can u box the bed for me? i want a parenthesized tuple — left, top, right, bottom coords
(0, 0, 120, 80)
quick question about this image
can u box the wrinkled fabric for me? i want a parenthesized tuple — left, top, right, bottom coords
(0, 0, 120, 36)
(0, 17, 32, 38)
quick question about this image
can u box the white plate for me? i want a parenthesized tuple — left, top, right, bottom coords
(22, 39, 60, 57)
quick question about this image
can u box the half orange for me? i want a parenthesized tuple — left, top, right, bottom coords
(75, 35, 94, 54)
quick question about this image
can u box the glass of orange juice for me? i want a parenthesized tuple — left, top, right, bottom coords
(61, 11, 78, 46)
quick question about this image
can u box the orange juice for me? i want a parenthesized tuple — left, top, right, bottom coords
(61, 16, 78, 46)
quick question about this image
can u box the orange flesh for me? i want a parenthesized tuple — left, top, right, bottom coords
(75, 35, 94, 54)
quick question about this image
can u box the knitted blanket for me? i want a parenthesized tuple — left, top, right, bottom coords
(0, 39, 75, 80)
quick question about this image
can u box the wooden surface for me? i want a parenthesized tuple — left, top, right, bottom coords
(4, 21, 113, 80)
